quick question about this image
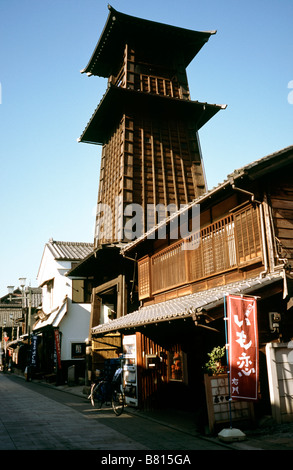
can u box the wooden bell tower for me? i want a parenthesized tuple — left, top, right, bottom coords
(79, 6, 226, 246)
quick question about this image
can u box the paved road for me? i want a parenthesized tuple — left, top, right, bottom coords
(0, 374, 226, 453)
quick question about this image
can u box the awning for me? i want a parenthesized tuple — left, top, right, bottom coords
(33, 299, 67, 331)
(91, 272, 283, 336)
(65, 244, 124, 278)
(39, 277, 55, 288)
(7, 334, 29, 348)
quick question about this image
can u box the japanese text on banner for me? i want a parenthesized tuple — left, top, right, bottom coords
(227, 295, 258, 401)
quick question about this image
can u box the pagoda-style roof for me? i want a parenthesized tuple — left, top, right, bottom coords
(78, 85, 226, 145)
(81, 5, 216, 77)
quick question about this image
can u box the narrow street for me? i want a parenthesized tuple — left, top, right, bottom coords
(0, 374, 227, 453)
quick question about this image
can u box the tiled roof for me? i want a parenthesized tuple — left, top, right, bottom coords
(46, 239, 94, 261)
(0, 288, 41, 310)
(92, 272, 283, 336)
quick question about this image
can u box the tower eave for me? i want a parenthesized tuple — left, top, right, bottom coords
(78, 86, 226, 145)
(81, 6, 216, 78)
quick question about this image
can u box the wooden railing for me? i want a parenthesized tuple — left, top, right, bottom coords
(111, 66, 184, 99)
(152, 239, 186, 294)
(138, 205, 263, 299)
(187, 215, 237, 282)
(137, 74, 181, 98)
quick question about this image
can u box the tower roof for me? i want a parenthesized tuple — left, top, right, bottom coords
(81, 5, 216, 77)
(78, 85, 226, 145)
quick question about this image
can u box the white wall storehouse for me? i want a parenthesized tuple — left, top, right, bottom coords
(34, 239, 94, 381)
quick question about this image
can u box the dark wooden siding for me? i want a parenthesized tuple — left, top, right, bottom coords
(136, 331, 188, 410)
(270, 175, 293, 268)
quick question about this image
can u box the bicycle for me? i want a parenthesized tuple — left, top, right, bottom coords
(89, 362, 125, 416)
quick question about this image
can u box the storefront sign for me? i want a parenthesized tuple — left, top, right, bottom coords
(227, 295, 258, 401)
(54, 329, 62, 370)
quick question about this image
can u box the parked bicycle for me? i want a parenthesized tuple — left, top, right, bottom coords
(89, 358, 125, 416)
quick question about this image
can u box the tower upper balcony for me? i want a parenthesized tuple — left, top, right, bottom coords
(81, 5, 216, 100)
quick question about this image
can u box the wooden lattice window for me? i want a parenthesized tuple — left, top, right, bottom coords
(234, 205, 262, 265)
(138, 256, 151, 300)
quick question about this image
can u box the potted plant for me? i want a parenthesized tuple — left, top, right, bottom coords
(204, 346, 226, 375)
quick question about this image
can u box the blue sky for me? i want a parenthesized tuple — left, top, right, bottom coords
(0, 0, 292, 296)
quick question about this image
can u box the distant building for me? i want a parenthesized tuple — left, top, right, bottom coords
(0, 286, 41, 371)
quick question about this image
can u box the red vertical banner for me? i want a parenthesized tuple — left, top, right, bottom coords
(227, 295, 259, 401)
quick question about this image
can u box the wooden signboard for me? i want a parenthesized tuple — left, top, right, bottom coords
(204, 374, 254, 434)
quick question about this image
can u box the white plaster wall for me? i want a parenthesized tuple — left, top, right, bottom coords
(37, 246, 72, 313)
(37, 245, 91, 362)
(59, 299, 91, 361)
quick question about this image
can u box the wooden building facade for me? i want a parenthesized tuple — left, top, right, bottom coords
(75, 5, 293, 428)
(92, 146, 293, 429)
(132, 146, 293, 307)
